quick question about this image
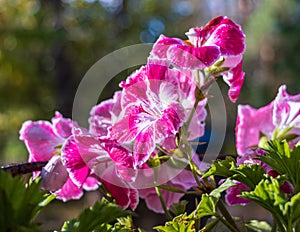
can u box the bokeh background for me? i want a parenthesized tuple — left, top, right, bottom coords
(1, 0, 300, 231)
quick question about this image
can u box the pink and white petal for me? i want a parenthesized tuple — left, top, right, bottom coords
(134, 125, 155, 166)
(235, 103, 274, 155)
(19, 120, 63, 162)
(121, 80, 149, 108)
(206, 24, 245, 56)
(106, 145, 135, 168)
(83, 176, 99, 191)
(119, 66, 148, 88)
(41, 155, 69, 192)
(110, 113, 138, 143)
(89, 115, 112, 136)
(55, 178, 83, 202)
(129, 188, 139, 211)
(158, 102, 186, 136)
(185, 16, 226, 45)
(167, 45, 220, 70)
(273, 85, 300, 133)
(61, 136, 90, 187)
(150, 34, 184, 59)
(52, 111, 79, 138)
(222, 61, 245, 102)
(115, 164, 138, 183)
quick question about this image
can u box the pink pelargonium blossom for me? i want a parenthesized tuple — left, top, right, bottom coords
(150, 16, 246, 102)
(236, 85, 300, 155)
(110, 78, 186, 166)
(19, 112, 98, 201)
(61, 130, 139, 210)
(120, 62, 207, 140)
(89, 91, 122, 137)
(225, 181, 251, 206)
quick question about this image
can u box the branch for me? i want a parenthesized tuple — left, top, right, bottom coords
(1, 161, 48, 176)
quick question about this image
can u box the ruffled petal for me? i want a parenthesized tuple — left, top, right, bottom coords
(167, 45, 220, 70)
(83, 176, 99, 191)
(206, 24, 245, 56)
(222, 61, 245, 102)
(55, 178, 83, 202)
(235, 103, 274, 155)
(273, 85, 300, 134)
(225, 182, 251, 206)
(19, 120, 63, 162)
(150, 34, 184, 59)
(61, 136, 90, 187)
(52, 111, 78, 138)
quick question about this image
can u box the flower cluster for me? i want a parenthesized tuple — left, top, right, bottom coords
(20, 16, 246, 212)
(226, 85, 300, 205)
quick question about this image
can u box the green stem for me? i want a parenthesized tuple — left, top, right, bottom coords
(154, 169, 172, 220)
(217, 200, 240, 232)
(214, 213, 239, 232)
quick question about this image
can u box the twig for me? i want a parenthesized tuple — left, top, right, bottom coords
(1, 161, 48, 176)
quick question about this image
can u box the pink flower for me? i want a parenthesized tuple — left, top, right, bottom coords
(19, 112, 98, 201)
(111, 76, 186, 166)
(89, 91, 122, 137)
(61, 130, 139, 210)
(225, 181, 251, 206)
(236, 85, 300, 155)
(150, 16, 246, 102)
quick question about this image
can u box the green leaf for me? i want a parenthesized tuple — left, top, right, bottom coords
(209, 178, 236, 199)
(284, 192, 300, 226)
(0, 170, 52, 232)
(232, 164, 266, 190)
(245, 220, 272, 232)
(154, 213, 195, 232)
(194, 194, 218, 219)
(203, 157, 265, 190)
(61, 199, 133, 232)
(169, 200, 189, 216)
(261, 140, 300, 190)
(241, 178, 287, 230)
(202, 157, 236, 179)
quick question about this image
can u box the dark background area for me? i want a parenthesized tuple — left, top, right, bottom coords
(1, 0, 300, 230)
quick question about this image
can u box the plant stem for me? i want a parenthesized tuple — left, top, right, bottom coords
(214, 213, 239, 232)
(154, 169, 172, 220)
(217, 200, 240, 232)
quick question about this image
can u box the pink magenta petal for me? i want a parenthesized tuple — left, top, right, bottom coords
(61, 136, 90, 187)
(273, 85, 300, 134)
(83, 177, 99, 191)
(225, 182, 251, 206)
(19, 120, 63, 162)
(167, 45, 220, 69)
(52, 111, 79, 138)
(41, 155, 69, 192)
(206, 24, 245, 56)
(236, 103, 274, 155)
(134, 125, 155, 165)
(55, 178, 83, 202)
(223, 61, 245, 102)
(150, 34, 184, 59)
(100, 168, 138, 210)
